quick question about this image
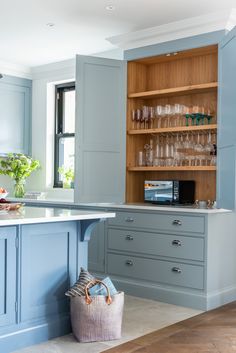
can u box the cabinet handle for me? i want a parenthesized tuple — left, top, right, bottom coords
(172, 267, 182, 274)
(125, 260, 133, 266)
(125, 217, 134, 223)
(126, 235, 134, 241)
(172, 239, 181, 246)
(172, 219, 182, 226)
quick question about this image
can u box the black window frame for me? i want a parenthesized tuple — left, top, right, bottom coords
(54, 82, 75, 188)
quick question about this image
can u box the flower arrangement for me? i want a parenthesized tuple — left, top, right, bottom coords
(58, 165, 74, 188)
(0, 153, 40, 197)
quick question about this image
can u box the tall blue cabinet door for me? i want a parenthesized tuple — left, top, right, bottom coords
(0, 75, 31, 155)
(74, 55, 127, 203)
(218, 26, 236, 209)
(0, 227, 16, 327)
(20, 222, 77, 322)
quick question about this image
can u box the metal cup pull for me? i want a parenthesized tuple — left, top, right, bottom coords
(172, 267, 182, 273)
(126, 235, 134, 241)
(172, 219, 182, 226)
(172, 239, 181, 246)
(125, 260, 133, 266)
(125, 217, 134, 223)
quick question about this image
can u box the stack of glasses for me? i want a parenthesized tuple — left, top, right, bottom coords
(137, 133, 217, 167)
(132, 104, 214, 129)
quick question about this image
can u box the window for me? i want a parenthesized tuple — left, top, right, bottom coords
(54, 82, 75, 188)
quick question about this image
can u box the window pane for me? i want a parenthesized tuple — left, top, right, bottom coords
(58, 137, 75, 181)
(63, 90, 75, 133)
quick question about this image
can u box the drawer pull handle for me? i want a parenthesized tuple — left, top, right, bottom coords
(125, 260, 133, 266)
(125, 217, 134, 223)
(126, 235, 134, 241)
(172, 219, 182, 226)
(172, 240, 181, 246)
(172, 267, 182, 274)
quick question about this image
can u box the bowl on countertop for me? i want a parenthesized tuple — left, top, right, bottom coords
(0, 192, 8, 199)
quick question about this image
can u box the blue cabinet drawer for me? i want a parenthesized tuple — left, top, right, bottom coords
(107, 253, 204, 290)
(108, 211, 205, 234)
(108, 229, 204, 261)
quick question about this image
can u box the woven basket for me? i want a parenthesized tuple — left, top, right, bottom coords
(70, 280, 124, 342)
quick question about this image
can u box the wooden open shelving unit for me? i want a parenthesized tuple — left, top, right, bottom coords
(126, 45, 218, 203)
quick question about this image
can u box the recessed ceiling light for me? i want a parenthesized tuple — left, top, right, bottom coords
(46, 23, 55, 27)
(106, 4, 115, 11)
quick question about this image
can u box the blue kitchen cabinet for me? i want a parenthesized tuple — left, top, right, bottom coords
(0, 75, 32, 155)
(0, 227, 16, 328)
(74, 55, 127, 204)
(217, 26, 236, 209)
(20, 222, 77, 322)
(88, 220, 106, 274)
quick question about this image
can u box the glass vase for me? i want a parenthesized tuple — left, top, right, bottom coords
(63, 180, 71, 189)
(14, 180, 25, 198)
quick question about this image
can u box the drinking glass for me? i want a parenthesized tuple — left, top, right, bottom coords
(142, 106, 149, 129)
(149, 107, 155, 129)
(165, 104, 172, 128)
(176, 104, 185, 126)
(184, 106, 191, 127)
(155, 105, 163, 128)
(131, 109, 136, 129)
(194, 133, 204, 166)
(136, 109, 142, 129)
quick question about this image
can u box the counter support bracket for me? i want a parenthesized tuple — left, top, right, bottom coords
(79, 218, 106, 242)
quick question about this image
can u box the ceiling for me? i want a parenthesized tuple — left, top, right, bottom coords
(0, 0, 235, 67)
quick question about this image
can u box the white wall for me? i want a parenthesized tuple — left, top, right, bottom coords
(28, 59, 76, 201)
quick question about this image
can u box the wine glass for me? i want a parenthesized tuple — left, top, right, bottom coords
(136, 109, 141, 129)
(131, 109, 136, 129)
(194, 133, 204, 166)
(155, 105, 163, 128)
(149, 106, 155, 129)
(142, 106, 149, 129)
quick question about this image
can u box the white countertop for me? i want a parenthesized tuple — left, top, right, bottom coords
(7, 198, 231, 214)
(93, 203, 231, 214)
(0, 206, 115, 226)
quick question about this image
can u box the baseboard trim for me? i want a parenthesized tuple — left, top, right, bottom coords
(0, 314, 71, 353)
(206, 285, 236, 310)
(111, 277, 207, 310)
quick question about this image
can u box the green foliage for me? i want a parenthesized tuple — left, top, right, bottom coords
(58, 166, 74, 183)
(0, 153, 40, 182)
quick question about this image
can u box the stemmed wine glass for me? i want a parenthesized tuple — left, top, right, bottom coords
(149, 107, 155, 129)
(131, 109, 136, 129)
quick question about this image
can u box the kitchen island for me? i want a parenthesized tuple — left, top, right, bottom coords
(0, 206, 115, 353)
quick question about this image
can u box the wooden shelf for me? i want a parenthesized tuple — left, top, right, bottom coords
(128, 124, 217, 135)
(128, 166, 216, 172)
(128, 82, 218, 99)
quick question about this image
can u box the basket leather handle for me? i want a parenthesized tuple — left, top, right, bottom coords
(85, 280, 112, 305)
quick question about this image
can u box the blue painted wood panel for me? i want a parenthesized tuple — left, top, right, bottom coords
(217, 26, 236, 209)
(74, 55, 127, 203)
(88, 221, 105, 273)
(20, 222, 77, 322)
(0, 75, 32, 155)
(0, 227, 16, 327)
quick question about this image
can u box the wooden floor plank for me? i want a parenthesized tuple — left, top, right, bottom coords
(102, 301, 236, 353)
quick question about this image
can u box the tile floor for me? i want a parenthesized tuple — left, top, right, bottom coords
(13, 296, 202, 353)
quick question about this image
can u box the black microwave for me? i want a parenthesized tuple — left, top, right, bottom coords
(144, 180, 195, 205)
